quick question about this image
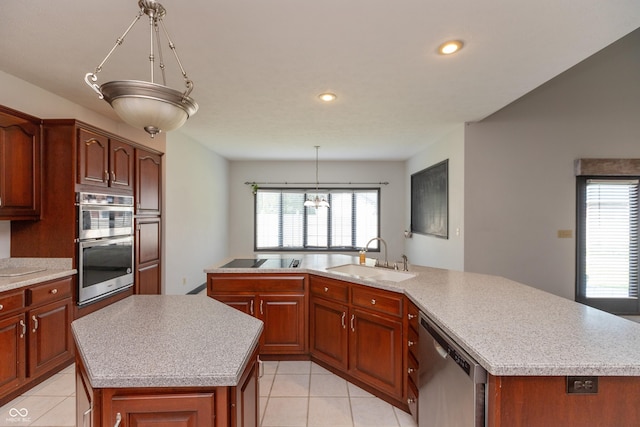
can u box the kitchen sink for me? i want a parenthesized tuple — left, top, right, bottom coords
(327, 264, 415, 282)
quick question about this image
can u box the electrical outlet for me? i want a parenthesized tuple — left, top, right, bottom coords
(566, 376, 598, 394)
(182, 277, 187, 286)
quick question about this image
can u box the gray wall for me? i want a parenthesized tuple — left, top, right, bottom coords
(464, 28, 640, 299)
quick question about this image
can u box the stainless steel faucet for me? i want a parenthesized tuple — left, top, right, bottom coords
(365, 237, 388, 267)
(401, 254, 408, 271)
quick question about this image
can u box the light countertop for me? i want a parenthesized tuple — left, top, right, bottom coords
(0, 258, 76, 293)
(72, 295, 263, 388)
(206, 254, 640, 377)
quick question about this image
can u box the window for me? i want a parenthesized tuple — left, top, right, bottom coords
(576, 177, 639, 314)
(255, 188, 380, 251)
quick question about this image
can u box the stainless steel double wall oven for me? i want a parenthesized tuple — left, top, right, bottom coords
(77, 192, 134, 305)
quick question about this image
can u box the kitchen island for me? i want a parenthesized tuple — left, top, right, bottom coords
(72, 295, 263, 427)
(206, 254, 640, 426)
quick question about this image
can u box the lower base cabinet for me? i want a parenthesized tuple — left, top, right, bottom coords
(76, 350, 259, 427)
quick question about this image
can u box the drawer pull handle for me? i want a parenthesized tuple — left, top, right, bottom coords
(260, 300, 264, 315)
(250, 300, 254, 316)
(408, 340, 416, 347)
(114, 412, 122, 427)
(324, 287, 329, 292)
(32, 315, 39, 333)
(350, 314, 355, 332)
(51, 288, 58, 295)
(371, 299, 376, 305)
(341, 312, 346, 329)
(83, 406, 92, 427)
(0, 304, 3, 311)
(19, 319, 26, 338)
(408, 313, 416, 320)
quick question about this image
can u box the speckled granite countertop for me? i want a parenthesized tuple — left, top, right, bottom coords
(72, 295, 263, 388)
(0, 258, 76, 293)
(205, 254, 640, 377)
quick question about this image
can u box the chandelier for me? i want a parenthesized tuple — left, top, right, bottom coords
(304, 146, 330, 209)
(84, 0, 198, 138)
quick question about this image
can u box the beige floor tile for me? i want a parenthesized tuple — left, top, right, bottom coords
(347, 382, 375, 398)
(270, 374, 310, 397)
(259, 397, 268, 425)
(277, 361, 311, 374)
(59, 364, 75, 375)
(0, 395, 65, 427)
(308, 397, 353, 427)
(29, 396, 75, 426)
(259, 374, 275, 397)
(310, 363, 333, 375)
(262, 360, 279, 375)
(261, 397, 308, 427)
(310, 374, 349, 397)
(351, 397, 399, 427)
(26, 373, 75, 397)
(393, 407, 418, 427)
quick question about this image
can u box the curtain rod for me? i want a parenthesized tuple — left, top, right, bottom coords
(245, 181, 389, 186)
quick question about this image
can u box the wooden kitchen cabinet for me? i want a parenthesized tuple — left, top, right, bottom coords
(405, 300, 420, 422)
(309, 276, 404, 402)
(135, 148, 162, 215)
(135, 217, 162, 295)
(207, 274, 308, 355)
(0, 276, 74, 406)
(0, 105, 41, 220)
(77, 128, 134, 192)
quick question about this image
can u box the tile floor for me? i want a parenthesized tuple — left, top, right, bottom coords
(0, 361, 417, 427)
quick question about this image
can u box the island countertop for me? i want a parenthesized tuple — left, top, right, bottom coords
(71, 295, 263, 389)
(205, 254, 640, 377)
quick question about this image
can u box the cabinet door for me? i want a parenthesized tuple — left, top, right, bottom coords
(212, 294, 255, 316)
(109, 138, 134, 191)
(349, 308, 403, 398)
(135, 149, 162, 215)
(77, 128, 109, 187)
(110, 392, 215, 427)
(28, 299, 72, 379)
(309, 297, 348, 370)
(0, 313, 26, 397)
(259, 294, 307, 354)
(0, 114, 41, 219)
(135, 217, 161, 295)
(233, 354, 259, 427)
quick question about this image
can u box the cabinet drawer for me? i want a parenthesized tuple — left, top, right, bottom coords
(407, 323, 419, 359)
(28, 277, 72, 306)
(351, 286, 402, 317)
(310, 277, 348, 302)
(407, 376, 418, 422)
(407, 300, 419, 331)
(209, 274, 305, 293)
(407, 351, 419, 385)
(0, 289, 26, 317)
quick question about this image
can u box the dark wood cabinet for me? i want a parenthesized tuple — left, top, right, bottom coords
(135, 148, 161, 215)
(0, 105, 41, 220)
(135, 217, 162, 295)
(309, 276, 404, 403)
(207, 274, 308, 355)
(77, 128, 134, 192)
(0, 276, 74, 406)
(76, 346, 260, 427)
(405, 300, 419, 422)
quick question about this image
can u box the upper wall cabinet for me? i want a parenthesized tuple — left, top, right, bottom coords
(0, 106, 41, 220)
(77, 128, 134, 192)
(135, 148, 162, 215)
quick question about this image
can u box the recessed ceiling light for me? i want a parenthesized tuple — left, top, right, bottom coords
(438, 40, 464, 55)
(318, 93, 337, 102)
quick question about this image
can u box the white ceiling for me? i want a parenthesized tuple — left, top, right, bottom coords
(0, 1, 639, 160)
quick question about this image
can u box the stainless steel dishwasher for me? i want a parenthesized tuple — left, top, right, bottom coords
(419, 312, 487, 426)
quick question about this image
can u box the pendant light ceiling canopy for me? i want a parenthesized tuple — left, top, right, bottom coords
(84, 0, 198, 138)
(304, 146, 330, 209)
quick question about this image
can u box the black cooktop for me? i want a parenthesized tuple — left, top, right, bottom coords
(220, 258, 300, 269)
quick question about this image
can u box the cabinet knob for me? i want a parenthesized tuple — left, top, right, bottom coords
(0, 304, 3, 311)
(407, 398, 416, 405)
(408, 367, 415, 374)
(408, 340, 416, 347)
(324, 287, 328, 292)
(408, 313, 416, 320)
(50, 288, 58, 294)
(371, 299, 376, 305)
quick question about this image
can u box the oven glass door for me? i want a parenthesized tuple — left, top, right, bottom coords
(78, 236, 134, 305)
(79, 206, 134, 239)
